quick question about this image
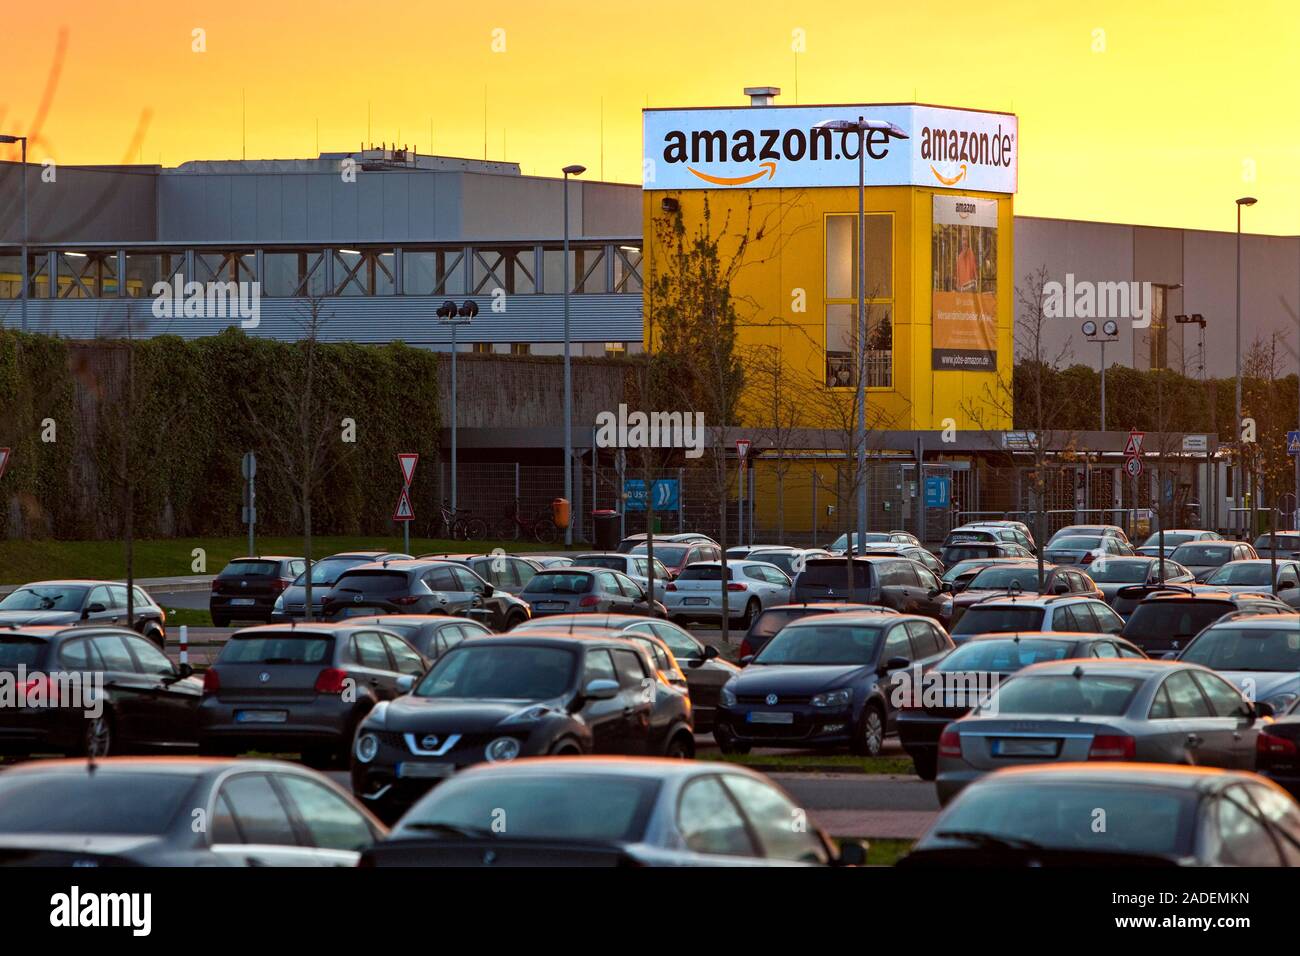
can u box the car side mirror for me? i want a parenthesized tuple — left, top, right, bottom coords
(703, 644, 720, 660)
(396, 675, 416, 693)
(1254, 701, 1274, 721)
(85, 603, 106, 616)
(879, 656, 910, 674)
(939, 582, 953, 593)
(1053, 582, 1069, 594)
(834, 837, 869, 867)
(583, 678, 619, 700)
(176, 662, 194, 680)
(739, 654, 755, 667)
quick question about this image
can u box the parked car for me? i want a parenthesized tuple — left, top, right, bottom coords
(416, 553, 544, 597)
(948, 562, 1102, 630)
(0, 625, 200, 758)
(210, 556, 305, 627)
(663, 560, 792, 628)
(738, 602, 890, 660)
(791, 556, 951, 625)
(270, 551, 412, 622)
(572, 552, 674, 592)
(629, 539, 721, 576)
(940, 557, 1029, 594)
(0, 758, 385, 866)
(0, 580, 167, 648)
(350, 633, 694, 821)
(1255, 697, 1300, 798)
(897, 631, 1146, 779)
(903, 764, 1300, 867)
(1043, 534, 1134, 567)
(1086, 556, 1196, 615)
(828, 531, 921, 555)
(1120, 587, 1293, 656)
(363, 758, 865, 867)
(934, 659, 1269, 805)
(948, 594, 1124, 645)
(532, 556, 575, 570)
(343, 614, 492, 661)
(511, 614, 737, 731)
(952, 522, 1038, 555)
(714, 611, 953, 756)
(1252, 533, 1300, 561)
(966, 520, 1038, 554)
(322, 559, 531, 631)
(857, 543, 947, 577)
(1176, 613, 1300, 715)
(618, 532, 717, 554)
(520, 567, 664, 619)
(1047, 524, 1130, 546)
(741, 546, 833, 578)
(1137, 528, 1222, 558)
(198, 622, 429, 767)
(1198, 558, 1300, 595)
(939, 540, 1033, 567)
(1169, 541, 1259, 582)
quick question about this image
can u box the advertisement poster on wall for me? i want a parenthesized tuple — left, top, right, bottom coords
(932, 195, 999, 371)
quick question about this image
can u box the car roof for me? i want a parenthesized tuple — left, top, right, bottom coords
(229, 622, 371, 636)
(1216, 558, 1293, 566)
(1015, 658, 1181, 677)
(978, 761, 1247, 793)
(763, 602, 884, 612)
(0, 755, 307, 778)
(9, 580, 137, 588)
(454, 755, 756, 782)
(0, 624, 142, 642)
(514, 613, 652, 628)
(1140, 588, 1271, 603)
(341, 614, 483, 625)
(224, 555, 299, 561)
(783, 610, 913, 627)
(1203, 611, 1300, 629)
(469, 632, 633, 650)
(964, 593, 1089, 608)
(962, 630, 1110, 644)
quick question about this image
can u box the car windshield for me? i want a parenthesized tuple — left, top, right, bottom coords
(1049, 537, 1103, 551)
(981, 674, 1142, 716)
(298, 557, 364, 586)
(399, 774, 659, 843)
(942, 562, 991, 584)
(0, 772, 195, 835)
(0, 637, 48, 668)
(797, 561, 871, 588)
(943, 546, 999, 563)
(633, 545, 687, 564)
(1254, 535, 1300, 551)
(1171, 545, 1232, 565)
(676, 565, 732, 581)
(950, 605, 1045, 636)
(0, 586, 88, 612)
(1124, 602, 1233, 641)
(753, 625, 882, 665)
(574, 556, 627, 572)
(221, 634, 333, 664)
(1086, 561, 1152, 583)
(220, 560, 280, 577)
(1180, 627, 1300, 672)
(1142, 533, 1198, 548)
(946, 531, 996, 545)
(937, 639, 1076, 672)
(333, 571, 409, 593)
(928, 783, 1191, 857)
(522, 573, 593, 595)
(1204, 564, 1272, 586)
(967, 566, 1042, 590)
(415, 645, 575, 699)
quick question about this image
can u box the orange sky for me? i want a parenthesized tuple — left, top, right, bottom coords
(4, 1, 1298, 235)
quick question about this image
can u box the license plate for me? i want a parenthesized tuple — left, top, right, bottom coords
(748, 711, 794, 724)
(683, 597, 711, 606)
(235, 710, 287, 724)
(231, 598, 256, 606)
(397, 762, 456, 779)
(991, 737, 1059, 757)
(535, 602, 566, 611)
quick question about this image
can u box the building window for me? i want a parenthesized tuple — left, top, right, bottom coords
(604, 342, 626, 358)
(825, 213, 893, 388)
(510, 343, 531, 356)
(472, 342, 492, 355)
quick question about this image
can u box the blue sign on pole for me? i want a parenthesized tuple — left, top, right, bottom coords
(1288, 431, 1300, 455)
(924, 476, 951, 509)
(624, 479, 680, 512)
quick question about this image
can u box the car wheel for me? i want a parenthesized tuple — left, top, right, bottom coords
(549, 739, 583, 756)
(144, 627, 165, 650)
(740, 599, 760, 629)
(664, 733, 695, 759)
(850, 705, 885, 757)
(714, 729, 750, 755)
(912, 751, 937, 781)
(504, 611, 526, 631)
(83, 713, 113, 758)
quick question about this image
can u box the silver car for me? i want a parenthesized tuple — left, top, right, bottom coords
(363, 758, 866, 867)
(573, 552, 674, 593)
(936, 659, 1267, 805)
(662, 560, 792, 628)
(1197, 559, 1300, 596)
(1169, 541, 1259, 582)
(1137, 528, 1222, 559)
(1176, 612, 1300, 716)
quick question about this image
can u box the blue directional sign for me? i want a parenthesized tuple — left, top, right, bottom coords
(1288, 431, 1300, 455)
(924, 476, 951, 509)
(624, 478, 680, 512)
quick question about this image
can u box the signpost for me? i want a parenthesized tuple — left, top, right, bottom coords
(736, 440, 751, 546)
(241, 452, 256, 557)
(395, 453, 418, 554)
(1123, 430, 1145, 535)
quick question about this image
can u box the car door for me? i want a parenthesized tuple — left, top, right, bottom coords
(906, 620, 950, 675)
(579, 648, 628, 753)
(449, 565, 496, 622)
(123, 634, 199, 746)
(912, 565, 947, 620)
(1159, 669, 1237, 767)
(762, 565, 793, 605)
(675, 775, 763, 864)
(593, 571, 626, 612)
(615, 572, 653, 615)
(611, 646, 655, 753)
(1191, 670, 1258, 769)
(878, 623, 914, 727)
(88, 632, 156, 744)
(380, 632, 429, 686)
(349, 631, 400, 700)
(878, 561, 915, 613)
(209, 772, 325, 866)
(83, 585, 119, 625)
(274, 772, 381, 865)
(422, 566, 465, 615)
(720, 773, 831, 865)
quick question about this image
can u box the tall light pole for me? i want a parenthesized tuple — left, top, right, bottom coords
(561, 164, 586, 547)
(815, 117, 908, 554)
(0, 135, 29, 331)
(437, 299, 476, 521)
(1235, 196, 1257, 536)
(1082, 320, 1119, 430)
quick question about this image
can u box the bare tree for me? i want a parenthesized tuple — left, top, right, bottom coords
(740, 344, 802, 544)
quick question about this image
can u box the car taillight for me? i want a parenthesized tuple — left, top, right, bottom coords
(578, 596, 600, 607)
(665, 582, 677, 591)
(315, 668, 350, 694)
(210, 578, 221, 592)
(1080, 553, 1095, 564)
(738, 639, 753, 658)
(1088, 734, 1135, 760)
(939, 728, 962, 758)
(727, 582, 747, 591)
(393, 595, 420, 605)
(202, 668, 220, 695)
(272, 578, 292, 593)
(1258, 731, 1298, 757)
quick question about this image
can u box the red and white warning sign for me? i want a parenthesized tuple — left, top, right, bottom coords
(393, 487, 415, 522)
(1123, 430, 1145, 458)
(736, 439, 751, 462)
(0, 447, 9, 480)
(394, 453, 418, 522)
(398, 453, 418, 486)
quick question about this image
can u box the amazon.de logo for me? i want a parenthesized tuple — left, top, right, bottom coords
(662, 124, 895, 187)
(920, 123, 1015, 187)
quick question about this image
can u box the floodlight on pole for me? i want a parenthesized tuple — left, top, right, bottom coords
(0, 134, 29, 331)
(561, 164, 586, 546)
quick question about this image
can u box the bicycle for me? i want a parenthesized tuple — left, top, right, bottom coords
(433, 502, 488, 541)
(495, 503, 559, 544)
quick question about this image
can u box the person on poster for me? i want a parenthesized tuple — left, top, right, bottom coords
(956, 228, 978, 292)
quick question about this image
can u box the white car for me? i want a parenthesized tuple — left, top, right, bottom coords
(572, 552, 674, 593)
(662, 560, 792, 627)
(1136, 529, 1222, 559)
(728, 546, 832, 578)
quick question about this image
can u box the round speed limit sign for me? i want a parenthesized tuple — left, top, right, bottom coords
(1125, 456, 1143, 478)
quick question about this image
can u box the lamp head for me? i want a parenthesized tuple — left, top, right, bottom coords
(1236, 196, 1258, 207)
(562, 164, 586, 176)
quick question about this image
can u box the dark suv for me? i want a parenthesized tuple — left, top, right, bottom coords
(1120, 587, 1294, 656)
(791, 557, 951, 625)
(322, 559, 531, 631)
(210, 556, 305, 627)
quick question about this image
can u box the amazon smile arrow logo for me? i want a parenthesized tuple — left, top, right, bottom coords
(930, 163, 968, 186)
(687, 161, 777, 186)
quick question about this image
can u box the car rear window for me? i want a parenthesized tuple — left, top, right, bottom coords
(522, 573, 593, 594)
(985, 674, 1143, 716)
(575, 556, 627, 572)
(1124, 601, 1233, 642)
(632, 545, 687, 564)
(220, 560, 281, 577)
(221, 634, 333, 664)
(967, 566, 1042, 590)
(0, 772, 195, 835)
(1048, 537, 1103, 550)
(1171, 545, 1232, 564)
(797, 560, 871, 588)
(943, 546, 999, 563)
(1179, 627, 1300, 672)
(0, 637, 48, 668)
(676, 565, 732, 581)
(938, 639, 1075, 671)
(1087, 561, 1151, 583)
(945, 530, 996, 545)
(950, 605, 1045, 635)
(1255, 535, 1300, 551)
(1204, 564, 1272, 586)
(333, 570, 410, 593)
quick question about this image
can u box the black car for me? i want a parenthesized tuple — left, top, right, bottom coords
(940, 540, 1033, 568)
(416, 552, 545, 597)
(714, 611, 953, 756)
(0, 625, 200, 758)
(1253, 533, 1300, 561)
(0, 758, 386, 866)
(323, 559, 531, 631)
(344, 614, 492, 660)
(791, 557, 951, 625)
(897, 631, 1147, 780)
(270, 551, 413, 622)
(520, 567, 666, 618)
(210, 556, 306, 627)
(198, 622, 429, 767)
(738, 602, 889, 660)
(1120, 587, 1293, 656)
(350, 633, 695, 822)
(1256, 697, 1300, 798)
(0, 580, 167, 648)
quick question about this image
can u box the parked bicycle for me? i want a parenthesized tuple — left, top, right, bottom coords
(495, 504, 559, 544)
(432, 502, 488, 541)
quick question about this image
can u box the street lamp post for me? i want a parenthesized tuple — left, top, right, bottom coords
(561, 164, 586, 547)
(437, 299, 477, 521)
(814, 117, 908, 554)
(1235, 196, 1257, 536)
(0, 135, 29, 330)
(1082, 320, 1119, 430)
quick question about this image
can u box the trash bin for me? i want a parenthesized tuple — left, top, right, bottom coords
(552, 497, 570, 530)
(592, 509, 620, 551)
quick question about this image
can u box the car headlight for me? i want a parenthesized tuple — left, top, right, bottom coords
(1263, 693, 1297, 714)
(273, 595, 284, 611)
(502, 704, 551, 725)
(355, 732, 380, 763)
(811, 688, 853, 708)
(485, 736, 521, 762)
(721, 685, 737, 707)
(364, 701, 390, 729)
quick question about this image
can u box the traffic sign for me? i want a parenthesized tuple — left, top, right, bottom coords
(924, 476, 951, 509)
(398, 453, 418, 486)
(1288, 431, 1300, 455)
(393, 487, 414, 522)
(395, 453, 418, 522)
(0, 447, 9, 480)
(1123, 430, 1145, 458)
(1125, 456, 1144, 479)
(624, 478, 680, 512)
(736, 439, 751, 462)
